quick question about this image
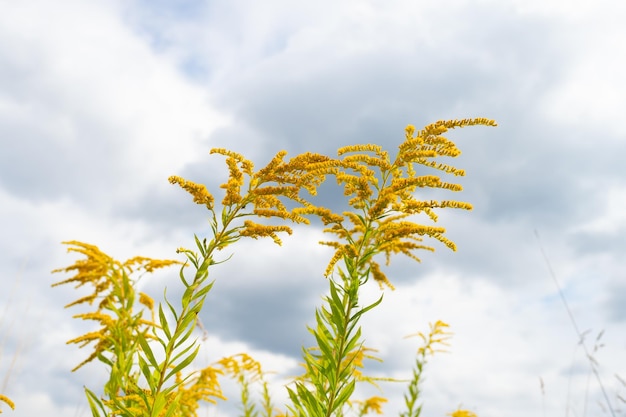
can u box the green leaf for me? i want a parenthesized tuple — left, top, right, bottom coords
(196, 256, 211, 280)
(313, 325, 334, 361)
(168, 339, 197, 365)
(158, 304, 171, 340)
(138, 333, 159, 370)
(194, 280, 214, 300)
(331, 379, 356, 414)
(172, 311, 197, 346)
(162, 391, 184, 417)
(178, 265, 191, 288)
(164, 295, 178, 322)
(344, 327, 362, 352)
(353, 294, 383, 320)
(84, 387, 107, 417)
(194, 234, 207, 258)
(165, 344, 200, 382)
(138, 354, 156, 392)
(151, 392, 167, 417)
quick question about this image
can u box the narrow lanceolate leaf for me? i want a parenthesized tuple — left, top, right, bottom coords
(329, 280, 343, 311)
(164, 295, 179, 322)
(196, 257, 211, 281)
(163, 391, 184, 417)
(352, 294, 383, 320)
(194, 281, 214, 301)
(296, 382, 325, 417)
(165, 344, 200, 382)
(327, 301, 345, 334)
(194, 234, 206, 258)
(138, 355, 156, 392)
(151, 392, 168, 417)
(331, 379, 356, 414)
(181, 285, 195, 310)
(178, 265, 191, 288)
(138, 333, 159, 370)
(84, 387, 107, 417)
(313, 316, 333, 359)
(172, 314, 198, 348)
(158, 304, 171, 339)
(169, 339, 198, 365)
(344, 328, 363, 353)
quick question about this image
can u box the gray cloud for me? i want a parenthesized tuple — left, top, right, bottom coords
(2, 1, 626, 417)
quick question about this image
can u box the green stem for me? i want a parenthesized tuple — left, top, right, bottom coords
(325, 282, 357, 417)
(149, 203, 247, 412)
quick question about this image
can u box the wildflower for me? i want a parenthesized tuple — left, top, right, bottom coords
(168, 176, 214, 209)
(217, 353, 264, 381)
(176, 365, 226, 413)
(358, 396, 388, 415)
(448, 409, 478, 417)
(138, 292, 154, 310)
(238, 220, 293, 245)
(52, 241, 180, 371)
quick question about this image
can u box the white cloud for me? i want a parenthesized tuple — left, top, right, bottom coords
(1, 1, 625, 417)
(0, 0, 229, 205)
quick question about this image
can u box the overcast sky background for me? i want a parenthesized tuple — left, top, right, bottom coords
(1, 0, 625, 416)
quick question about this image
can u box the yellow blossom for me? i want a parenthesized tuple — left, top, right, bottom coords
(238, 220, 293, 245)
(73, 312, 115, 327)
(217, 353, 264, 381)
(138, 292, 154, 310)
(368, 261, 394, 290)
(448, 409, 478, 417)
(354, 396, 388, 415)
(168, 176, 214, 209)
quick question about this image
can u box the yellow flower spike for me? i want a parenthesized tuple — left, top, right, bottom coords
(369, 261, 394, 290)
(238, 220, 293, 245)
(73, 312, 115, 327)
(0, 394, 15, 412)
(138, 292, 154, 311)
(256, 150, 289, 178)
(66, 331, 106, 346)
(124, 256, 183, 273)
(337, 143, 383, 156)
(407, 320, 453, 356)
(358, 396, 388, 415)
(209, 147, 248, 164)
(168, 176, 214, 209)
(53, 241, 180, 375)
(221, 176, 244, 206)
(322, 245, 347, 277)
(293, 206, 344, 225)
(64, 294, 98, 308)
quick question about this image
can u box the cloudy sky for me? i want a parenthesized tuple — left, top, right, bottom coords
(1, 0, 625, 416)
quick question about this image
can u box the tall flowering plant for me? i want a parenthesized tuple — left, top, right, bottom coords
(49, 118, 496, 417)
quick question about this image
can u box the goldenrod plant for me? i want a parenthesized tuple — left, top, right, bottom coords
(51, 119, 495, 416)
(401, 321, 452, 417)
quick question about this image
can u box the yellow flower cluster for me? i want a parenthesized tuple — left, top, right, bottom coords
(168, 176, 214, 209)
(175, 366, 227, 415)
(315, 118, 495, 288)
(217, 353, 264, 381)
(406, 320, 453, 357)
(51, 241, 180, 371)
(171, 149, 342, 246)
(169, 118, 495, 287)
(353, 396, 388, 415)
